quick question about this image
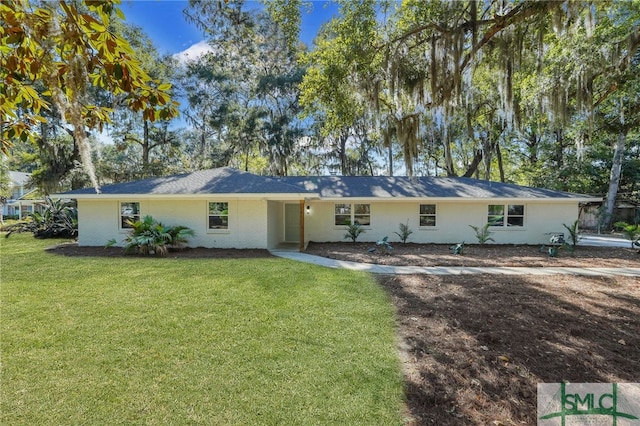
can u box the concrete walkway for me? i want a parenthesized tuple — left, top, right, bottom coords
(578, 233, 635, 248)
(269, 250, 640, 277)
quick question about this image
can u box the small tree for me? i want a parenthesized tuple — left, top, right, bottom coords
(343, 221, 365, 242)
(394, 220, 413, 243)
(469, 224, 494, 245)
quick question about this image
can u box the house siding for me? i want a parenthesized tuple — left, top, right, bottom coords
(77, 198, 270, 249)
(305, 200, 579, 245)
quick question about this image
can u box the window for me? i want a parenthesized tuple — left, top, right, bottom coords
(334, 203, 351, 226)
(419, 204, 436, 227)
(488, 204, 524, 227)
(334, 203, 370, 226)
(488, 205, 504, 227)
(507, 204, 525, 226)
(121, 202, 140, 228)
(208, 202, 229, 229)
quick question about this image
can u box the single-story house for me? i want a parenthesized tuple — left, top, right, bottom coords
(58, 167, 601, 250)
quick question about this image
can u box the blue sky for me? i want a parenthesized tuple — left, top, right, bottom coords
(119, 0, 339, 56)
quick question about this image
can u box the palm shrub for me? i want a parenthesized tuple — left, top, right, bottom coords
(562, 219, 581, 252)
(115, 215, 195, 256)
(3, 197, 77, 239)
(343, 221, 365, 242)
(614, 221, 640, 249)
(469, 223, 494, 245)
(394, 220, 413, 243)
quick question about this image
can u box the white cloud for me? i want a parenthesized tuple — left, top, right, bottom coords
(173, 40, 215, 65)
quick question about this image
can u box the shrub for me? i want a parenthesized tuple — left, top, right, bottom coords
(3, 197, 77, 239)
(614, 221, 640, 249)
(394, 220, 413, 244)
(469, 224, 494, 245)
(343, 221, 365, 242)
(562, 219, 581, 252)
(450, 242, 464, 255)
(112, 215, 195, 256)
(376, 236, 393, 255)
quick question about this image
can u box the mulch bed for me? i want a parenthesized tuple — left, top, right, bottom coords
(305, 241, 639, 268)
(381, 273, 639, 425)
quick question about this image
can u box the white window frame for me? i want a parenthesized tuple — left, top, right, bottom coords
(120, 201, 140, 229)
(208, 201, 229, 231)
(334, 203, 371, 227)
(488, 204, 525, 228)
(419, 204, 437, 227)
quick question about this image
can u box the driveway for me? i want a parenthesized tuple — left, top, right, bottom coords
(578, 233, 634, 248)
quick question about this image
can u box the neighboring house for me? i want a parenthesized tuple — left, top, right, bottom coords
(58, 167, 601, 250)
(579, 199, 640, 230)
(2, 171, 45, 220)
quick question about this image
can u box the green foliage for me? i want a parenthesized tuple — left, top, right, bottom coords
(394, 220, 413, 243)
(1, 0, 178, 193)
(375, 236, 393, 255)
(614, 221, 640, 249)
(469, 224, 495, 245)
(343, 221, 365, 242)
(450, 242, 465, 255)
(3, 197, 77, 239)
(562, 220, 581, 251)
(119, 215, 195, 256)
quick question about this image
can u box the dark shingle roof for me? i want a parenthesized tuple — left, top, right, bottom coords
(60, 167, 597, 200)
(282, 176, 594, 199)
(63, 168, 309, 195)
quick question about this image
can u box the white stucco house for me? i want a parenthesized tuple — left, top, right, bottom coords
(58, 167, 601, 250)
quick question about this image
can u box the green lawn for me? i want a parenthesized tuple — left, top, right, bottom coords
(1, 235, 404, 425)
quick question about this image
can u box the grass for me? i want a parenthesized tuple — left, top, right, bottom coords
(1, 234, 404, 425)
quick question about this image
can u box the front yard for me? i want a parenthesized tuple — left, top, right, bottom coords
(1, 235, 404, 425)
(3, 235, 638, 425)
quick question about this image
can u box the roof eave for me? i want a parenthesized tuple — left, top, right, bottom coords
(54, 192, 319, 200)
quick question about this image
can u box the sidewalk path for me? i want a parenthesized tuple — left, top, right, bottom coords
(270, 250, 640, 277)
(578, 234, 634, 248)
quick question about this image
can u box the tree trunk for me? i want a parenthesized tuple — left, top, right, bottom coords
(443, 129, 456, 177)
(462, 149, 483, 178)
(601, 129, 627, 230)
(142, 120, 150, 175)
(496, 142, 505, 183)
(339, 131, 348, 176)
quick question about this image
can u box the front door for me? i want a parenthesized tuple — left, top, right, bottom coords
(284, 203, 300, 242)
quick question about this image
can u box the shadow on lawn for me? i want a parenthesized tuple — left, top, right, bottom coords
(378, 274, 640, 425)
(46, 243, 273, 259)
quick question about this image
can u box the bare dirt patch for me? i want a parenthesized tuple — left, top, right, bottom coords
(305, 241, 639, 268)
(381, 274, 639, 425)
